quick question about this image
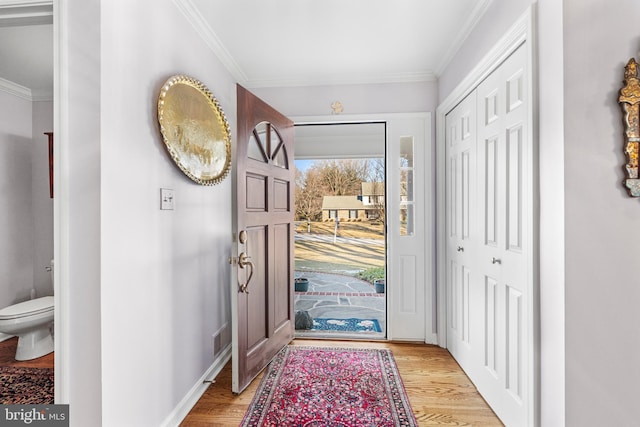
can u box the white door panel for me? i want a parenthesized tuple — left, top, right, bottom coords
(445, 91, 478, 371)
(386, 115, 430, 341)
(446, 43, 532, 426)
(478, 44, 530, 426)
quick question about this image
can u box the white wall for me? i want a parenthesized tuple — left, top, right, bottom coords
(437, 0, 532, 103)
(59, 0, 103, 423)
(98, 1, 234, 426)
(32, 101, 54, 298)
(251, 81, 438, 117)
(536, 0, 565, 425)
(563, 0, 640, 424)
(437, 0, 566, 425)
(0, 91, 33, 308)
(61, 0, 235, 425)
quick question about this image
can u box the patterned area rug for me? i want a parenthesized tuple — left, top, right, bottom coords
(241, 346, 417, 426)
(312, 318, 382, 333)
(0, 366, 54, 404)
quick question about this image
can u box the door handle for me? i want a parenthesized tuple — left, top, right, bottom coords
(238, 252, 254, 294)
(491, 257, 502, 265)
(457, 246, 464, 252)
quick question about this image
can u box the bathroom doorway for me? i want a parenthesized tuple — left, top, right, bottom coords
(0, 3, 55, 403)
(293, 122, 387, 340)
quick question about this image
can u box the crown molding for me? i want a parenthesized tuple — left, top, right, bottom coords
(0, 0, 52, 26)
(245, 71, 437, 89)
(172, 0, 248, 85)
(434, 0, 494, 76)
(173, 0, 439, 89)
(175, 0, 490, 88)
(31, 89, 53, 101)
(0, 76, 32, 100)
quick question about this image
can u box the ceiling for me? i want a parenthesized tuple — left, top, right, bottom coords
(184, 0, 493, 87)
(295, 122, 386, 159)
(0, 1, 53, 100)
(0, 0, 492, 99)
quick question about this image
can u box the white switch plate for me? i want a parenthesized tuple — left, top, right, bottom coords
(160, 188, 174, 210)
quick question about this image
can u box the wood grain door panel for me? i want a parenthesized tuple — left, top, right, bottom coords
(233, 85, 294, 393)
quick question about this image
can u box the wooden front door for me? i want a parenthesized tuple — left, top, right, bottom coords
(232, 85, 295, 393)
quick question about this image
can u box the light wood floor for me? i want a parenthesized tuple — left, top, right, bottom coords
(181, 339, 503, 426)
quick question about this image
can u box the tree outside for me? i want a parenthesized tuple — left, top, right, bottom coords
(294, 158, 386, 278)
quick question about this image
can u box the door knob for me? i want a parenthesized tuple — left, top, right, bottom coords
(238, 252, 254, 294)
(491, 257, 502, 265)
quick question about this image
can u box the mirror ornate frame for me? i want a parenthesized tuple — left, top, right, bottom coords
(157, 74, 231, 185)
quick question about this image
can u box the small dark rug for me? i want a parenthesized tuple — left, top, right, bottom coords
(312, 317, 382, 333)
(0, 366, 54, 404)
(241, 346, 417, 426)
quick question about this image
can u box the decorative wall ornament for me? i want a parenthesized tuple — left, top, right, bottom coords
(157, 75, 231, 185)
(619, 58, 640, 196)
(331, 101, 343, 114)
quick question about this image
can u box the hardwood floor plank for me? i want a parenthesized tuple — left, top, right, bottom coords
(181, 339, 503, 426)
(0, 337, 54, 369)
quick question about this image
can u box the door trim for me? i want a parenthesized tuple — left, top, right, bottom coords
(52, 0, 69, 403)
(292, 112, 434, 344)
(435, 5, 538, 425)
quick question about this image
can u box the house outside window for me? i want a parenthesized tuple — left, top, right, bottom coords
(349, 209, 358, 219)
(328, 210, 337, 219)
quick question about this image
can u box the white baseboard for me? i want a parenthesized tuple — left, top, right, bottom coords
(160, 344, 232, 427)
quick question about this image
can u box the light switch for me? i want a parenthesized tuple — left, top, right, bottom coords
(160, 188, 174, 210)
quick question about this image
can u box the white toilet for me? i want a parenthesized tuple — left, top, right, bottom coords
(0, 262, 54, 360)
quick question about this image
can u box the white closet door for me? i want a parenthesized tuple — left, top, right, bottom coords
(445, 91, 478, 371)
(445, 43, 532, 426)
(475, 44, 531, 426)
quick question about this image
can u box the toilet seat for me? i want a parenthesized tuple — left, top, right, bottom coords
(0, 296, 54, 320)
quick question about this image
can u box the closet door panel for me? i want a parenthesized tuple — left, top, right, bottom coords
(445, 91, 478, 373)
(475, 44, 530, 427)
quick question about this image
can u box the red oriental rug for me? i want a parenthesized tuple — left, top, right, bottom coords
(241, 346, 417, 426)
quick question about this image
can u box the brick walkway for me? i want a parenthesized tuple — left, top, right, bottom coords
(297, 291, 385, 297)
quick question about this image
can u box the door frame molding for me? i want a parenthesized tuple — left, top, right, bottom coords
(51, 0, 69, 403)
(435, 5, 538, 424)
(291, 112, 434, 343)
(436, 5, 536, 346)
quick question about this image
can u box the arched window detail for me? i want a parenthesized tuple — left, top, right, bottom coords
(248, 122, 268, 162)
(248, 121, 288, 169)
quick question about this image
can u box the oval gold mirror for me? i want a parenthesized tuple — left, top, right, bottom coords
(157, 75, 231, 185)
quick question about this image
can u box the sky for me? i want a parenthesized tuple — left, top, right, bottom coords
(294, 159, 314, 173)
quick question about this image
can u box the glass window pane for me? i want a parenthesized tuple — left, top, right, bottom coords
(400, 203, 414, 236)
(400, 170, 414, 202)
(400, 136, 414, 168)
(272, 144, 288, 169)
(248, 132, 267, 162)
(270, 127, 282, 156)
(248, 122, 269, 162)
(255, 122, 268, 145)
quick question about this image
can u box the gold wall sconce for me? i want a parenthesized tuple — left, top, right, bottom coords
(620, 58, 640, 196)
